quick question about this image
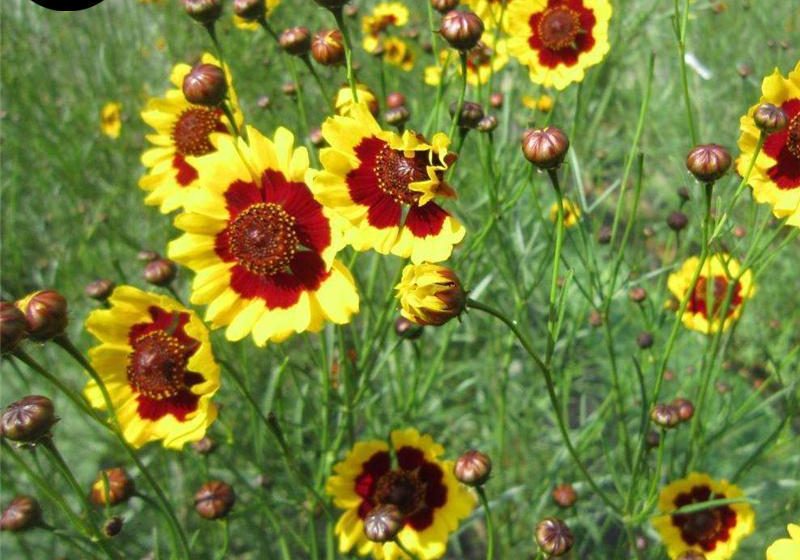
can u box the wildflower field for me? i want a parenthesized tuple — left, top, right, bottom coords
(1, 0, 799, 558)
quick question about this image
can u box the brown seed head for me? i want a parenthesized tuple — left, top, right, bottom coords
(84, 279, 115, 301)
(1, 395, 57, 443)
(753, 103, 788, 134)
(1, 301, 27, 354)
(431, 0, 458, 14)
(667, 211, 689, 232)
(363, 504, 403, 543)
(650, 403, 680, 428)
(521, 127, 569, 169)
(535, 517, 574, 556)
(233, 0, 264, 20)
(686, 144, 731, 183)
(0, 496, 41, 532)
(182, 0, 222, 25)
(183, 63, 227, 107)
(194, 481, 235, 520)
(16, 290, 68, 341)
(454, 450, 492, 487)
(672, 398, 695, 422)
(90, 468, 135, 506)
(551, 483, 577, 508)
(440, 10, 484, 51)
(637, 331, 654, 350)
(279, 27, 311, 56)
(311, 29, 345, 66)
(143, 258, 177, 287)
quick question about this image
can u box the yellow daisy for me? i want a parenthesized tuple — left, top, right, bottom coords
(522, 94, 554, 113)
(312, 103, 465, 264)
(361, 2, 409, 53)
(139, 53, 244, 214)
(383, 37, 415, 72)
(767, 523, 800, 560)
(335, 83, 380, 117)
(167, 126, 359, 346)
(548, 199, 581, 227)
(653, 473, 755, 560)
(395, 263, 465, 327)
(325, 428, 475, 559)
(736, 61, 800, 228)
(100, 102, 122, 139)
(667, 254, 755, 334)
(505, 0, 612, 90)
(424, 35, 509, 87)
(83, 286, 220, 450)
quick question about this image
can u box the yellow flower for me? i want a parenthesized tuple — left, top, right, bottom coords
(463, 0, 508, 29)
(83, 286, 220, 450)
(767, 524, 800, 560)
(548, 199, 581, 227)
(382, 37, 415, 72)
(100, 102, 122, 139)
(326, 428, 475, 559)
(653, 473, 755, 560)
(311, 103, 465, 263)
(666, 254, 755, 334)
(335, 83, 379, 117)
(522, 94, 555, 112)
(395, 263, 465, 326)
(362, 2, 408, 42)
(139, 53, 243, 214)
(736, 61, 800, 228)
(505, 0, 612, 90)
(425, 35, 509, 87)
(233, 0, 280, 30)
(167, 126, 359, 346)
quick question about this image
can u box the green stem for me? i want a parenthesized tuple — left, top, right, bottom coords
(477, 487, 495, 560)
(393, 537, 420, 560)
(674, 0, 697, 145)
(332, 7, 358, 102)
(545, 168, 566, 362)
(447, 51, 468, 142)
(301, 55, 333, 111)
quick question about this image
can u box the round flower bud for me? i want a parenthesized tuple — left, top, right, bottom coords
(194, 481, 235, 520)
(396, 263, 466, 327)
(676, 552, 707, 560)
(384, 106, 410, 128)
(363, 504, 403, 543)
(753, 103, 788, 134)
(0, 496, 41, 532)
(551, 483, 577, 508)
(490, 92, 504, 109)
(137, 250, 159, 262)
(90, 468, 135, 506)
(597, 225, 612, 245)
(454, 450, 492, 487)
(667, 211, 689, 232)
(535, 517, 574, 556)
(650, 403, 680, 429)
(521, 127, 569, 170)
(143, 258, 177, 287)
(233, 0, 264, 21)
(192, 436, 217, 455)
(628, 287, 647, 303)
(440, 10, 484, 51)
(672, 397, 695, 422)
(84, 279, 115, 301)
(431, 0, 458, 14)
(686, 144, 731, 183)
(477, 115, 498, 133)
(677, 186, 690, 202)
(449, 100, 484, 130)
(103, 516, 124, 537)
(311, 29, 345, 66)
(636, 331, 654, 349)
(182, 0, 222, 25)
(1, 395, 57, 443)
(386, 92, 406, 109)
(279, 27, 311, 56)
(394, 316, 423, 340)
(16, 290, 68, 341)
(645, 430, 661, 449)
(1, 301, 27, 354)
(183, 63, 227, 107)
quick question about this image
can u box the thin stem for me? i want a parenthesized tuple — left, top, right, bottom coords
(393, 537, 420, 560)
(301, 55, 333, 111)
(674, 0, 697, 145)
(545, 168, 566, 362)
(477, 487, 495, 560)
(447, 51, 468, 142)
(332, 7, 358, 102)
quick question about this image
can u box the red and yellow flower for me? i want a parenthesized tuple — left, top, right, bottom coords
(139, 53, 243, 213)
(361, 2, 409, 53)
(505, 0, 612, 90)
(335, 84, 380, 117)
(312, 103, 465, 263)
(395, 263, 465, 326)
(382, 37, 415, 72)
(736, 61, 800, 228)
(767, 523, 800, 560)
(424, 35, 509, 87)
(326, 428, 475, 559)
(168, 126, 359, 346)
(100, 102, 122, 139)
(667, 254, 755, 334)
(653, 473, 755, 560)
(83, 286, 220, 449)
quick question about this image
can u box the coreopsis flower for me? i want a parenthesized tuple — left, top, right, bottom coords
(736, 61, 800, 228)
(100, 102, 122, 139)
(233, 0, 280, 30)
(424, 36, 509, 87)
(505, 0, 612, 90)
(666, 254, 755, 334)
(83, 286, 220, 449)
(462, 0, 508, 29)
(361, 2, 409, 53)
(548, 199, 581, 228)
(522, 94, 554, 113)
(382, 37, 415, 72)
(767, 524, 800, 560)
(312, 104, 465, 263)
(335, 84, 380, 117)
(652, 473, 755, 560)
(325, 428, 475, 559)
(168, 126, 359, 346)
(395, 263, 465, 326)
(139, 53, 243, 213)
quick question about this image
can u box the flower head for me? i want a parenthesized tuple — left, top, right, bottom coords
(425, 35, 509, 87)
(395, 263, 465, 326)
(325, 428, 475, 559)
(382, 37, 416, 72)
(506, 0, 612, 90)
(361, 2, 409, 53)
(767, 524, 800, 560)
(101, 102, 122, 139)
(653, 473, 754, 560)
(736, 61, 800, 228)
(83, 286, 220, 449)
(167, 126, 359, 346)
(548, 199, 581, 228)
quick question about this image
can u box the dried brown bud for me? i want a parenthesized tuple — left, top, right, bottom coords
(183, 63, 227, 107)
(628, 287, 647, 303)
(686, 144, 732, 183)
(233, 0, 264, 21)
(431, 0, 458, 14)
(477, 115, 498, 133)
(84, 279, 115, 301)
(535, 517, 574, 556)
(103, 516, 124, 537)
(440, 10, 484, 51)
(753, 103, 788, 134)
(1, 395, 57, 443)
(672, 398, 695, 422)
(143, 258, 177, 287)
(1, 301, 27, 354)
(194, 481, 235, 520)
(386, 92, 406, 109)
(667, 211, 689, 232)
(192, 437, 217, 455)
(0, 496, 41, 532)
(490, 92, 504, 109)
(363, 504, 403, 543)
(449, 101, 484, 129)
(385, 106, 410, 127)
(16, 290, 68, 341)
(90, 468, 135, 506)
(182, 0, 222, 25)
(394, 316, 423, 340)
(551, 483, 577, 508)
(521, 127, 569, 169)
(636, 331, 654, 349)
(650, 403, 680, 428)
(279, 27, 311, 56)
(454, 450, 492, 487)
(311, 29, 345, 66)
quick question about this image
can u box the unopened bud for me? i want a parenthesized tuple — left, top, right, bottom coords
(521, 127, 569, 169)
(233, 0, 264, 21)
(0, 496, 41, 532)
(313, 0, 348, 10)
(84, 279, 115, 301)
(103, 516, 124, 537)
(686, 144, 731, 183)
(1, 396, 57, 443)
(440, 10, 484, 51)
(645, 430, 661, 449)
(672, 398, 695, 422)
(477, 115, 498, 133)
(16, 290, 68, 341)
(667, 211, 689, 232)
(183, 63, 227, 107)
(182, 0, 222, 25)
(597, 225, 612, 245)
(628, 287, 647, 303)
(1, 301, 27, 354)
(449, 101, 484, 130)
(137, 250, 159, 262)
(192, 437, 217, 455)
(636, 331, 654, 349)
(363, 504, 403, 543)
(535, 517, 573, 556)
(385, 106, 410, 127)
(90, 468, 135, 506)
(309, 127, 325, 147)
(650, 403, 680, 428)
(282, 82, 298, 96)
(194, 481, 235, 520)
(677, 187, 690, 202)
(551, 483, 577, 508)
(454, 450, 492, 487)
(386, 92, 406, 109)
(311, 29, 345, 66)
(431, 0, 458, 14)
(279, 27, 311, 56)
(490, 92, 503, 109)
(753, 103, 788, 134)
(143, 258, 177, 287)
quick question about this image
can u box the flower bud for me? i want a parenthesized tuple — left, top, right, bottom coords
(396, 263, 465, 327)
(386, 92, 406, 109)
(1, 395, 57, 443)
(282, 82, 298, 96)
(597, 225, 612, 245)
(84, 279, 115, 301)
(279, 27, 311, 56)
(650, 403, 680, 429)
(753, 102, 788, 134)
(736, 63, 752, 78)
(431, 0, 458, 14)
(137, 250, 159, 262)
(490, 92, 503, 109)
(454, 450, 492, 487)
(677, 186, 690, 202)
(192, 436, 217, 455)
(1, 301, 27, 354)
(628, 287, 647, 303)
(477, 115, 498, 133)
(394, 316, 423, 340)
(194, 481, 235, 520)
(182, 0, 222, 25)
(636, 331, 654, 349)
(90, 468, 135, 506)
(449, 100, 484, 130)
(551, 483, 577, 508)
(672, 398, 695, 422)
(103, 516, 124, 537)
(521, 127, 569, 170)
(363, 504, 403, 543)
(645, 430, 661, 449)
(233, 0, 264, 21)
(143, 258, 177, 287)
(733, 225, 746, 238)
(440, 10, 484, 51)
(667, 211, 689, 232)
(385, 106, 410, 127)
(676, 552, 707, 560)
(311, 29, 345, 66)
(0, 496, 41, 532)
(535, 517, 574, 556)
(183, 63, 227, 107)
(16, 290, 68, 341)
(686, 144, 731, 183)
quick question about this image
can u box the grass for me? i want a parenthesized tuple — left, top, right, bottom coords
(1, 0, 799, 558)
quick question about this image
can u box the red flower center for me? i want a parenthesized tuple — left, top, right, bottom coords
(375, 144, 428, 205)
(672, 485, 737, 552)
(228, 202, 299, 277)
(172, 108, 224, 156)
(373, 469, 426, 517)
(787, 112, 800, 159)
(538, 7, 581, 50)
(127, 331, 189, 400)
(688, 275, 742, 320)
